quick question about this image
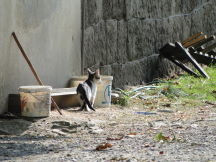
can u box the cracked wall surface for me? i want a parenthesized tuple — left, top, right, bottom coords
(0, 0, 81, 113)
(82, 0, 216, 88)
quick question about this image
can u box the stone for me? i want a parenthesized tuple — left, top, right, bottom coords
(117, 20, 128, 63)
(103, 0, 126, 20)
(83, 0, 102, 29)
(52, 129, 68, 136)
(106, 20, 118, 64)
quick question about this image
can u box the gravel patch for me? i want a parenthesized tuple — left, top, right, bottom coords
(0, 104, 216, 162)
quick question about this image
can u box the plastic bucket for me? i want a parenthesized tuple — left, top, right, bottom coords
(70, 75, 113, 107)
(19, 85, 52, 117)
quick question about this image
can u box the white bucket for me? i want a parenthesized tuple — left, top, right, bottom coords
(19, 86, 52, 117)
(70, 75, 113, 107)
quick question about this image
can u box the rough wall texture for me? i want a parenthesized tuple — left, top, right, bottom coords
(82, 0, 216, 88)
(0, 0, 81, 113)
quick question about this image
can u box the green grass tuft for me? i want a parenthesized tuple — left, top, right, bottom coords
(159, 66, 216, 102)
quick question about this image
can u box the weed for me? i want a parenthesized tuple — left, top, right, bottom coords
(154, 132, 170, 142)
(159, 66, 216, 102)
(116, 94, 130, 107)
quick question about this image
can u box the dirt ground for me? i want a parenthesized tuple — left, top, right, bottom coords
(0, 98, 216, 162)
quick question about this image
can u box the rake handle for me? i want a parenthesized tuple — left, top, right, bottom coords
(12, 32, 62, 115)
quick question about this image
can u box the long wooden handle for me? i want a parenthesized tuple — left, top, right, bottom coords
(11, 32, 62, 115)
(182, 32, 203, 45)
(183, 35, 207, 48)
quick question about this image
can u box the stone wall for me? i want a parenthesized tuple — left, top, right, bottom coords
(0, 0, 81, 113)
(82, 0, 216, 88)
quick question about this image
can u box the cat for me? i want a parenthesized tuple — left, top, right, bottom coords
(76, 68, 101, 111)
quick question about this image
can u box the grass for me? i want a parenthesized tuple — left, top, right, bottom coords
(114, 66, 216, 107)
(116, 95, 130, 107)
(158, 66, 216, 102)
(113, 90, 132, 107)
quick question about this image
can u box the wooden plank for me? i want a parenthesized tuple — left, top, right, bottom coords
(51, 88, 77, 96)
(196, 46, 205, 52)
(201, 42, 216, 53)
(208, 51, 216, 57)
(176, 42, 209, 78)
(183, 35, 207, 48)
(182, 32, 203, 45)
(194, 35, 216, 49)
(191, 52, 216, 65)
(167, 57, 199, 77)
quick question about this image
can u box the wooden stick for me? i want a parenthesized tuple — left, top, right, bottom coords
(182, 32, 203, 45)
(183, 35, 207, 48)
(11, 32, 63, 115)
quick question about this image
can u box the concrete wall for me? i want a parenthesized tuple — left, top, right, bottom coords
(82, 0, 216, 88)
(0, 0, 81, 113)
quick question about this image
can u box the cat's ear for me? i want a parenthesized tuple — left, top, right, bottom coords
(87, 68, 93, 74)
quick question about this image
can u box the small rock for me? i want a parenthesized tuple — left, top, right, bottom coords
(153, 120, 167, 128)
(51, 124, 62, 129)
(89, 127, 103, 134)
(125, 135, 136, 138)
(191, 124, 198, 128)
(52, 129, 67, 136)
(52, 121, 71, 126)
(191, 143, 202, 146)
(61, 128, 77, 134)
(111, 154, 130, 161)
(109, 122, 118, 126)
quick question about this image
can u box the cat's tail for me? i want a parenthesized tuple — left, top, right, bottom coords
(77, 84, 96, 111)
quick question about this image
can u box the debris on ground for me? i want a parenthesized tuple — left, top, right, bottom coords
(135, 112, 157, 115)
(96, 143, 113, 151)
(154, 132, 170, 142)
(106, 135, 124, 141)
